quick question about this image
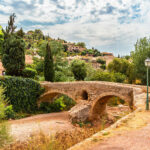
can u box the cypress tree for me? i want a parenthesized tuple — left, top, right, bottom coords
(44, 43, 55, 81)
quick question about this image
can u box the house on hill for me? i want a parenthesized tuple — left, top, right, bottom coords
(102, 52, 113, 56)
(0, 55, 33, 76)
(63, 43, 86, 53)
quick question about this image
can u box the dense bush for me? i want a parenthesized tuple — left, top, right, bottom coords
(0, 86, 6, 120)
(87, 70, 113, 82)
(40, 95, 76, 113)
(96, 58, 106, 64)
(22, 67, 37, 79)
(86, 70, 126, 83)
(0, 86, 12, 147)
(4, 105, 16, 119)
(71, 59, 87, 80)
(113, 72, 126, 83)
(0, 76, 44, 113)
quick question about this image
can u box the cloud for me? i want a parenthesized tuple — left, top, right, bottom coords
(0, 0, 150, 55)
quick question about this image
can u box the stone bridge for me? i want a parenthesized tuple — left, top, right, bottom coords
(39, 81, 148, 121)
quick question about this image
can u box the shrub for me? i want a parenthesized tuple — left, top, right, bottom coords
(4, 105, 16, 119)
(0, 86, 12, 147)
(22, 67, 37, 79)
(0, 87, 6, 120)
(88, 70, 113, 82)
(113, 72, 126, 83)
(96, 58, 106, 64)
(71, 59, 87, 80)
(0, 122, 11, 148)
(100, 64, 106, 70)
(0, 76, 44, 113)
(40, 95, 76, 113)
(40, 96, 66, 113)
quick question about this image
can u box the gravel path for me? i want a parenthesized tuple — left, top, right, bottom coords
(9, 112, 74, 142)
(89, 123, 150, 150)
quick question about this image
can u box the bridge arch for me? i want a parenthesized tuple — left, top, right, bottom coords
(89, 92, 133, 120)
(38, 90, 76, 104)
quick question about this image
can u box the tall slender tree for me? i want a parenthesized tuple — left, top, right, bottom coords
(44, 43, 55, 81)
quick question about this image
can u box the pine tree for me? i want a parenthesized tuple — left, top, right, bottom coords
(44, 43, 55, 81)
(2, 13, 25, 76)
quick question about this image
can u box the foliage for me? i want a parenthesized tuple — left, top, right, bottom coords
(107, 97, 125, 107)
(0, 122, 11, 148)
(76, 42, 86, 48)
(44, 43, 55, 81)
(40, 95, 76, 113)
(2, 35, 25, 76)
(86, 69, 126, 83)
(0, 25, 4, 56)
(81, 48, 101, 57)
(54, 56, 75, 82)
(4, 105, 16, 119)
(108, 58, 129, 75)
(22, 67, 37, 79)
(0, 76, 44, 113)
(96, 58, 106, 64)
(16, 27, 25, 38)
(33, 57, 44, 75)
(34, 29, 43, 40)
(37, 40, 64, 57)
(2, 13, 17, 37)
(63, 44, 68, 52)
(113, 72, 126, 83)
(0, 86, 6, 120)
(2, 14, 25, 76)
(132, 37, 150, 84)
(87, 69, 113, 82)
(71, 59, 87, 80)
(40, 97, 66, 113)
(107, 57, 135, 83)
(0, 86, 12, 148)
(100, 64, 106, 70)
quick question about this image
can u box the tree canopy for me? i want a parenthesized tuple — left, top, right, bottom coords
(132, 37, 150, 84)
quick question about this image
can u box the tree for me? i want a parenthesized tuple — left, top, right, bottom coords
(2, 13, 25, 76)
(107, 57, 135, 83)
(16, 27, 25, 38)
(76, 42, 86, 48)
(0, 26, 4, 56)
(71, 59, 87, 80)
(2, 35, 25, 76)
(132, 37, 150, 84)
(2, 13, 17, 38)
(108, 58, 129, 75)
(63, 44, 68, 52)
(34, 29, 43, 40)
(44, 43, 55, 81)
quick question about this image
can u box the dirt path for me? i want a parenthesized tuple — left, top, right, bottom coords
(88, 111, 150, 150)
(9, 112, 74, 142)
(89, 124, 150, 150)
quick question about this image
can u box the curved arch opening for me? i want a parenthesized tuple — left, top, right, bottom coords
(39, 92, 76, 113)
(91, 95, 130, 122)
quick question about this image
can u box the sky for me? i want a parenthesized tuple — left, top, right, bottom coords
(0, 0, 150, 56)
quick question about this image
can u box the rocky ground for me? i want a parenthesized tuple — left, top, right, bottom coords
(9, 105, 129, 143)
(69, 111, 150, 150)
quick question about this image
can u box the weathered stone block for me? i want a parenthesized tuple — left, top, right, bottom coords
(69, 103, 91, 122)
